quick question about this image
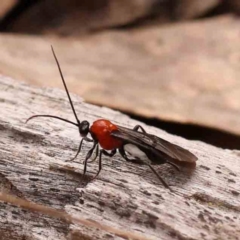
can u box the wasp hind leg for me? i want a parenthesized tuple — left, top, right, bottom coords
(119, 147, 171, 190)
(147, 164, 172, 190)
(167, 161, 180, 171)
(133, 125, 147, 133)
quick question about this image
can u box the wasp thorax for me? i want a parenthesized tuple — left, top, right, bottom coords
(79, 120, 90, 137)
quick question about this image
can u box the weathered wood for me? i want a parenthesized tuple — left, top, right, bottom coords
(0, 193, 150, 240)
(0, 75, 239, 240)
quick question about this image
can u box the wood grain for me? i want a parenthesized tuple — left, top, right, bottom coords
(0, 75, 239, 239)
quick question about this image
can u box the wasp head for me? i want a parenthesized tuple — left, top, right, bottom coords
(79, 120, 90, 137)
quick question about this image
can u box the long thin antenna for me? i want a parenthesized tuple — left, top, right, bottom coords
(26, 115, 78, 127)
(51, 46, 80, 125)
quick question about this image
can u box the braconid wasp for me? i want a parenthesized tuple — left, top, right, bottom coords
(26, 46, 198, 189)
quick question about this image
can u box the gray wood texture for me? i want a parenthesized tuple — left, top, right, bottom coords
(0, 75, 239, 240)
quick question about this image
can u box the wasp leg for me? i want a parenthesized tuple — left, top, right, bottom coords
(83, 142, 98, 175)
(120, 147, 171, 189)
(66, 137, 93, 162)
(119, 147, 143, 164)
(167, 161, 180, 171)
(119, 147, 132, 161)
(92, 149, 116, 180)
(147, 164, 172, 190)
(133, 125, 146, 133)
(88, 144, 99, 163)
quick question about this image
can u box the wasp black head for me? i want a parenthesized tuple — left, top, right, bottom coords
(79, 120, 90, 137)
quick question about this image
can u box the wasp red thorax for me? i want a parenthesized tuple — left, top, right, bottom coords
(90, 119, 123, 150)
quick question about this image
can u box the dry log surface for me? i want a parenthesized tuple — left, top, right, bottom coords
(0, 75, 239, 239)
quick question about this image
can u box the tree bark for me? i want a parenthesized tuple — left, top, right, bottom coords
(0, 75, 239, 240)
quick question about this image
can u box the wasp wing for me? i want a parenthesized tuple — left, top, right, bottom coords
(111, 125, 197, 163)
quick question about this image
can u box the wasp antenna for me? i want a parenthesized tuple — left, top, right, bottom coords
(26, 114, 78, 127)
(51, 45, 80, 125)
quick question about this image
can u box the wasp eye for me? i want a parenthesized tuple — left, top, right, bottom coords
(80, 120, 89, 137)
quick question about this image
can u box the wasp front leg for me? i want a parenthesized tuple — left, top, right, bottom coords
(87, 144, 99, 163)
(83, 141, 98, 175)
(66, 137, 93, 162)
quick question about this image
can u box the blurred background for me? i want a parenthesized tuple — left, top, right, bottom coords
(0, 0, 240, 150)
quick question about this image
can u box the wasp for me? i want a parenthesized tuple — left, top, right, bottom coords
(26, 47, 198, 189)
